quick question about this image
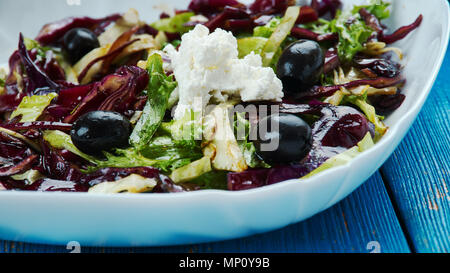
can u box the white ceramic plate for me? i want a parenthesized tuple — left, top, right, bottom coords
(0, 0, 448, 247)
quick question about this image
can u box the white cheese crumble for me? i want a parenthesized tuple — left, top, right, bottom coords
(164, 25, 283, 119)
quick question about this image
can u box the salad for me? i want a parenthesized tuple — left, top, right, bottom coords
(0, 0, 422, 193)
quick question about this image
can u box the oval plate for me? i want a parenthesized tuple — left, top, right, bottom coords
(0, 0, 449, 246)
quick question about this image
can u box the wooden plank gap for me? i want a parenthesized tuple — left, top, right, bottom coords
(379, 169, 417, 253)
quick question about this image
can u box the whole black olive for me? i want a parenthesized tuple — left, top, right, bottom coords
(71, 111, 131, 155)
(276, 40, 324, 94)
(63, 28, 100, 64)
(254, 113, 312, 164)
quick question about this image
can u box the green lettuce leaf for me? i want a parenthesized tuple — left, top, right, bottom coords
(43, 130, 156, 169)
(0, 68, 5, 89)
(234, 113, 270, 169)
(139, 134, 203, 172)
(43, 130, 97, 162)
(170, 156, 212, 183)
(131, 110, 203, 172)
(239, 140, 271, 169)
(150, 12, 195, 34)
(130, 53, 177, 151)
(93, 148, 159, 170)
(253, 17, 282, 38)
(331, 11, 374, 62)
(24, 37, 55, 59)
(237, 37, 268, 59)
(236, 17, 282, 60)
(237, 12, 295, 69)
(141, 113, 203, 171)
(189, 171, 228, 190)
(261, 6, 300, 67)
(0, 69, 5, 88)
(168, 109, 203, 146)
(314, 10, 373, 62)
(93, 145, 195, 173)
(302, 132, 374, 179)
(11, 169, 45, 184)
(10, 93, 58, 122)
(164, 39, 182, 49)
(101, 124, 202, 171)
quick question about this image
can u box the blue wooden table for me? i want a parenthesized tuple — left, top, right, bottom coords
(1, 47, 449, 254)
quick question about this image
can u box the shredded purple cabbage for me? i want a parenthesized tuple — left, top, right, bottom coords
(354, 57, 400, 78)
(380, 15, 423, 44)
(0, 136, 184, 192)
(35, 14, 121, 45)
(311, 0, 342, 18)
(0, 122, 72, 132)
(298, 75, 405, 99)
(64, 66, 149, 123)
(18, 34, 60, 95)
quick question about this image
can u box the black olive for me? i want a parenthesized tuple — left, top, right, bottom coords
(71, 111, 131, 156)
(254, 113, 312, 164)
(63, 28, 100, 64)
(276, 40, 324, 94)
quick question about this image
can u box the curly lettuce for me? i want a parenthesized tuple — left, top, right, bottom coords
(352, 0, 391, 20)
(307, 10, 374, 62)
(304, 1, 391, 62)
(330, 11, 374, 62)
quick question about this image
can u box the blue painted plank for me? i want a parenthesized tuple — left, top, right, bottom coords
(0, 172, 410, 253)
(381, 47, 450, 253)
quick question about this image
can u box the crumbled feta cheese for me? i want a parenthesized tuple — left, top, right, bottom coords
(165, 25, 283, 119)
